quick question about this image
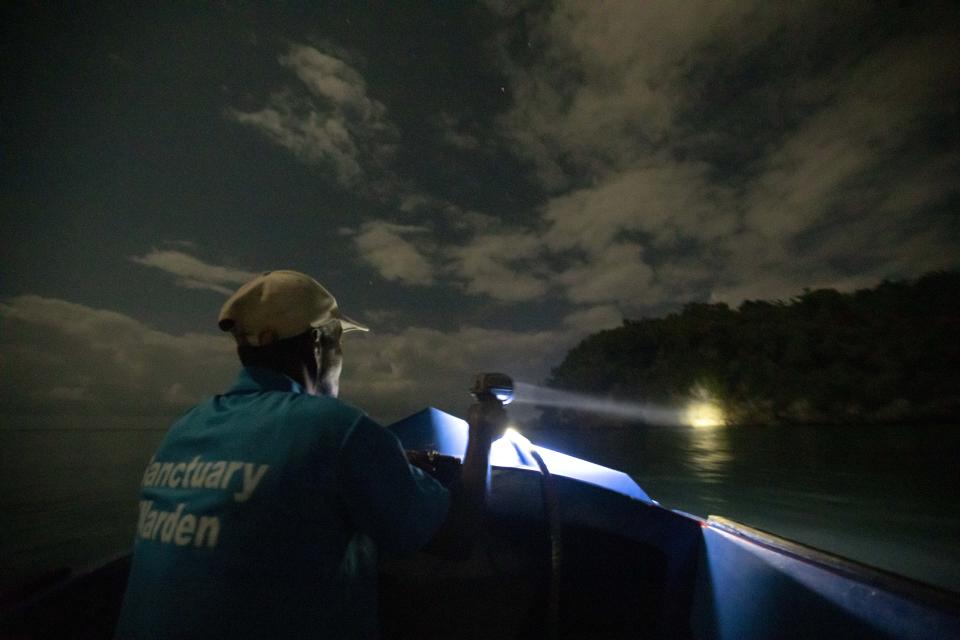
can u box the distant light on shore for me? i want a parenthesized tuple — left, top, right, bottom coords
(686, 402, 726, 428)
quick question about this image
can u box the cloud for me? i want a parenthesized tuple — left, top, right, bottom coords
(439, 160, 733, 307)
(359, 308, 403, 326)
(706, 30, 960, 303)
(350, 219, 548, 303)
(345, 1, 958, 314)
(231, 94, 365, 184)
(557, 243, 654, 305)
(353, 221, 436, 286)
(541, 163, 736, 254)
(164, 239, 199, 250)
(226, 7, 958, 318)
(447, 232, 550, 301)
(280, 45, 388, 123)
(0, 295, 604, 427)
(130, 249, 258, 295)
(437, 112, 482, 151)
(742, 31, 960, 243)
(340, 324, 572, 423)
(562, 305, 623, 333)
(229, 44, 397, 187)
(495, 1, 775, 189)
(481, 1, 960, 308)
(399, 193, 435, 213)
(0, 296, 236, 416)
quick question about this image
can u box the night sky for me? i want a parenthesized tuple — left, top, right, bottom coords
(2, 2, 958, 424)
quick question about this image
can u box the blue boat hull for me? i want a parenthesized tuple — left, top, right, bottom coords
(387, 407, 960, 639)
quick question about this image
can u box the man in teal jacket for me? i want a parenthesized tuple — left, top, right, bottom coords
(116, 270, 500, 638)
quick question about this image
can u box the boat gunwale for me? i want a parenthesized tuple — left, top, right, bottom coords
(705, 515, 960, 614)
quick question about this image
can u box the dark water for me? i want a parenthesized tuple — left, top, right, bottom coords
(0, 420, 167, 590)
(2, 420, 959, 594)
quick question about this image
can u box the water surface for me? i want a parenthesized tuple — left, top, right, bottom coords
(1, 420, 167, 590)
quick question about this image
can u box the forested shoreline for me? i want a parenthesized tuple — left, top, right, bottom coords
(544, 271, 960, 427)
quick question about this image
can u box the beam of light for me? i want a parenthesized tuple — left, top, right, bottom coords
(685, 401, 726, 428)
(511, 381, 684, 425)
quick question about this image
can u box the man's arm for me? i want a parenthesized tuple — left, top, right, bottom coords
(425, 397, 504, 557)
(335, 400, 503, 558)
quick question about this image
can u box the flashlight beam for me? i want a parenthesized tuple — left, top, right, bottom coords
(510, 382, 685, 425)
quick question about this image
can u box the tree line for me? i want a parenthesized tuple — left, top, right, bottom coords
(544, 271, 960, 427)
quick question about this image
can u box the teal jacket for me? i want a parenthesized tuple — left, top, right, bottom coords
(115, 367, 450, 639)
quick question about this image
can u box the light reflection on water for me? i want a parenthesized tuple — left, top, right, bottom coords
(684, 424, 732, 485)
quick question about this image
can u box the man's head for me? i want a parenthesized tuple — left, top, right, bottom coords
(218, 270, 368, 396)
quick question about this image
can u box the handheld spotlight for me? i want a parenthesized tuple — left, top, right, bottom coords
(470, 372, 515, 405)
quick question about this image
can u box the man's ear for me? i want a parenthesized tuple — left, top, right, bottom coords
(316, 321, 344, 398)
(319, 320, 343, 345)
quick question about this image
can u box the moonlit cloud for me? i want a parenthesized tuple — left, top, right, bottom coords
(0, 294, 604, 426)
(0, 296, 235, 416)
(743, 33, 959, 243)
(496, 1, 768, 189)
(562, 305, 623, 333)
(353, 221, 436, 286)
(447, 232, 550, 301)
(222, 3, 956, 316)
(541, 164, 736, 253)
(130, 249, 258, 295)
(229, 44, 397, 187)
(482, 0, 960, 308)
(557, 242, 655, 305)
(280, 45, 388, 123)
(341, 324, 572, 423)
(437, 112, 482, 151)
(231, 96, 365, 184)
